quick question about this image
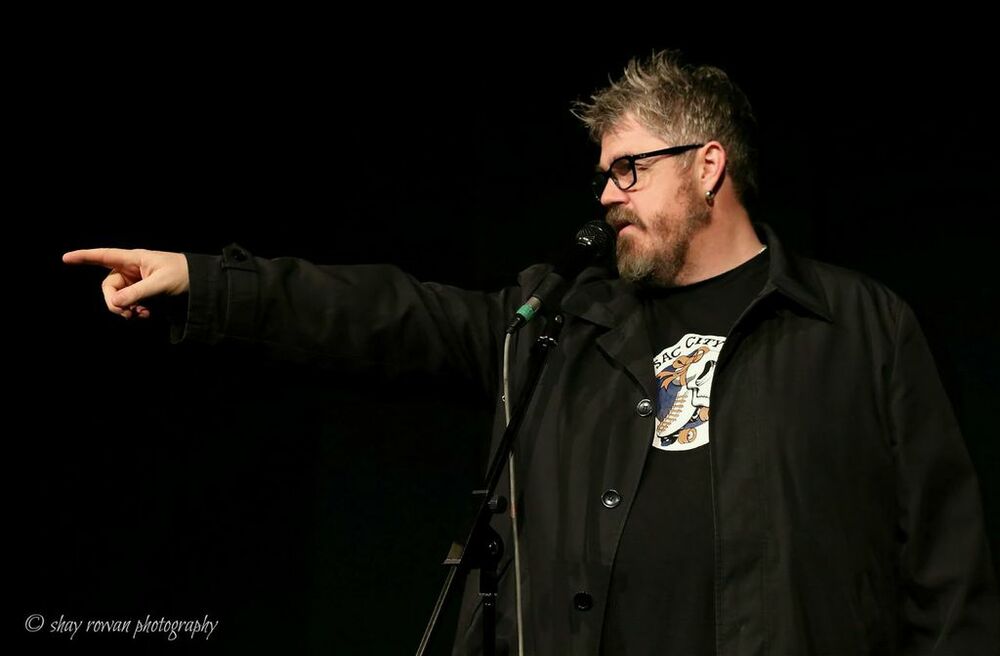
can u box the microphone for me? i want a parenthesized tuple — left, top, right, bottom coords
(505, 220, 615, 334)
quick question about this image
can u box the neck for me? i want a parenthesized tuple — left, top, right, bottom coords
(674, 207, 763, 286)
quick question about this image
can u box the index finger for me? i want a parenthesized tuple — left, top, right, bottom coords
(62, 248, 141, 268)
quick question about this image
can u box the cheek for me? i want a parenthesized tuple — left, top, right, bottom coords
(640, 211, 669, 236)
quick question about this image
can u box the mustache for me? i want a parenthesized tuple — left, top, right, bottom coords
(605, 207, 642, 232)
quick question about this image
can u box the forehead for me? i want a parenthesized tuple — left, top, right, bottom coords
(599, 115, 670, 168)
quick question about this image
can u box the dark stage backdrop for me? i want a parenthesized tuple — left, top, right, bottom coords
(17, 24, 998, 654)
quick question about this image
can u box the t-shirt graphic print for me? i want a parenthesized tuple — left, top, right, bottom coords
(652, 333, 724, 451)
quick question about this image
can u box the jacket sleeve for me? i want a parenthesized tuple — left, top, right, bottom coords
(889, 298, 1000, 653)
(169, 243, 520, 396)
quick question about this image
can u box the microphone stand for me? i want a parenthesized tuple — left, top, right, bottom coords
(415, 313, 565, 656)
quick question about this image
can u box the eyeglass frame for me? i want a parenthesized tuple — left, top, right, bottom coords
(593, 143, 704, 200)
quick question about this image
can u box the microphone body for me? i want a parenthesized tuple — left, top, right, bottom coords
(506, 221, 614, 334)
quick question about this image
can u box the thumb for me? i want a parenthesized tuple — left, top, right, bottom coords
(110, 276, 163, 308)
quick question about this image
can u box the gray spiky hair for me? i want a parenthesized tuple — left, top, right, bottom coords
(573, 49, 759, 204)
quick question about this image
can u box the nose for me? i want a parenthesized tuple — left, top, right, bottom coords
(598, 179, 628, 207)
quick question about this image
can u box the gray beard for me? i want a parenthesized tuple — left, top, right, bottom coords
(612, 201, 709, 288)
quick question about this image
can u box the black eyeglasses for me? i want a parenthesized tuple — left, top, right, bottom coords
(592, 144, 704, 200)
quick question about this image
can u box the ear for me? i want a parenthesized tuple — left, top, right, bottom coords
(698, 141, 727, 196)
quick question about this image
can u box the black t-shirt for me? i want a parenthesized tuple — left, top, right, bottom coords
(600, 248, 769, 656)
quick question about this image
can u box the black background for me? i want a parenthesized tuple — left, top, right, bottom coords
(15, 16, 999, 654)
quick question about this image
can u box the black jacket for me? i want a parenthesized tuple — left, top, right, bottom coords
(176, 223, 999, 654)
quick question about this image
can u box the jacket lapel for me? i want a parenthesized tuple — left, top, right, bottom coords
(562, 271, 656, 400)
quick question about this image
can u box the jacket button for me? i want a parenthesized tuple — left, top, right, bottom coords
(636, 398, 654, 417)
(573, 592, 593, 611)
(601, 489, 621, 509)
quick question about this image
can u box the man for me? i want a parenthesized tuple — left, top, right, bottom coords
(64, 50, 998, 654)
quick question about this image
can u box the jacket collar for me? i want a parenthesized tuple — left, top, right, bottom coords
(521, 221, 834, 330)
(754, 222, 833, 323)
